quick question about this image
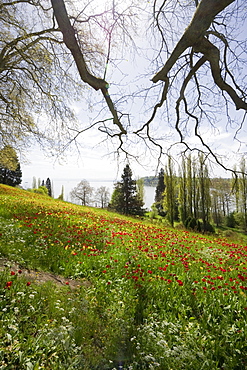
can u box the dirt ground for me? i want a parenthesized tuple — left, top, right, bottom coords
(0, 257, 90, 290)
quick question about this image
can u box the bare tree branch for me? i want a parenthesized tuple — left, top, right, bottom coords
(151, 0, 247, 113)
(152, 0, 235, 83)
(194, 37, 247, 110)
(50, 0, 126, 134)
(175, 56, 207, 142)
(50, 0, 107, 90)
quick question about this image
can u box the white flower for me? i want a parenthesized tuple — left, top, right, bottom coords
(144, 354, 156, 362)
(6, 333, 12, 341)
(157, 339, 168, 347)
(16, 291, 25, 297)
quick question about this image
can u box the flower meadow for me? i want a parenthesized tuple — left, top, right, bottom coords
(0, 184, 247, 369)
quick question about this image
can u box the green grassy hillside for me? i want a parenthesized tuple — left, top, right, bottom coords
(0, 184, 247, 369)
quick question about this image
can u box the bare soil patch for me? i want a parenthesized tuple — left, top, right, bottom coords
(0, 257, 90, 290)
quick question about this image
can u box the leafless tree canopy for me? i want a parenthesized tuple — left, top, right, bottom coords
(1, 0, 247, 170)
(70, 179, 94, 205)
(0, 0, 84, 153)
(148, 0, 247, 166)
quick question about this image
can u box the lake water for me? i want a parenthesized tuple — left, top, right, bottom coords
(23, 178, 156, 210)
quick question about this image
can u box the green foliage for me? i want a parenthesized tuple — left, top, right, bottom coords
(153, 168, 166, 217)
(0, 270, 115, 369)
(0, 145, 19, 171)
(197, 219, 202, 232)
(110, 164, 144, 216)
(203, 221, 215, 233)
(184, 216, 214, 233)
(185, 216, 197, 230)
(0, 146, 22, 187)
(136, 178, 144, 205)
(234, 212, 245, 229)
(28, 186, 49, 196)
(30, 178, 53, 197)
(109, 183, 122, 211)
(235, 158, 247, 231)
(58, 185, 64, 201)
(161, 154, 219, 231)
(225, 212, 236, 228)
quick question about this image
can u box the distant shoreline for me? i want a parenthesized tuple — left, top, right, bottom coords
(22, 178, 156, 210)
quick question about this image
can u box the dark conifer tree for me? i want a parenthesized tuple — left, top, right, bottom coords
(154, 168, 166, 216)
(110, 164, 144, 215)
(0, 163, 22, 187)
(45, 178, 52, 196)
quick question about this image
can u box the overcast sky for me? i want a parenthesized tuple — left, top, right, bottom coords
(21, 143, 160, 185)
(20, 144, 159, 204)
(20, 125, 238, 189)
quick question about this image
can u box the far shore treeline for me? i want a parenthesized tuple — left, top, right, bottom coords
(1, 147, 247, 234)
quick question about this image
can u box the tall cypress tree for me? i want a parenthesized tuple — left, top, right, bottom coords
(239, 157, 247, 232)
(110, 164, 144, 215)
(198, 153, 211, 230)
(178, 157, 188, 224)
(178, 154, 197, 225)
